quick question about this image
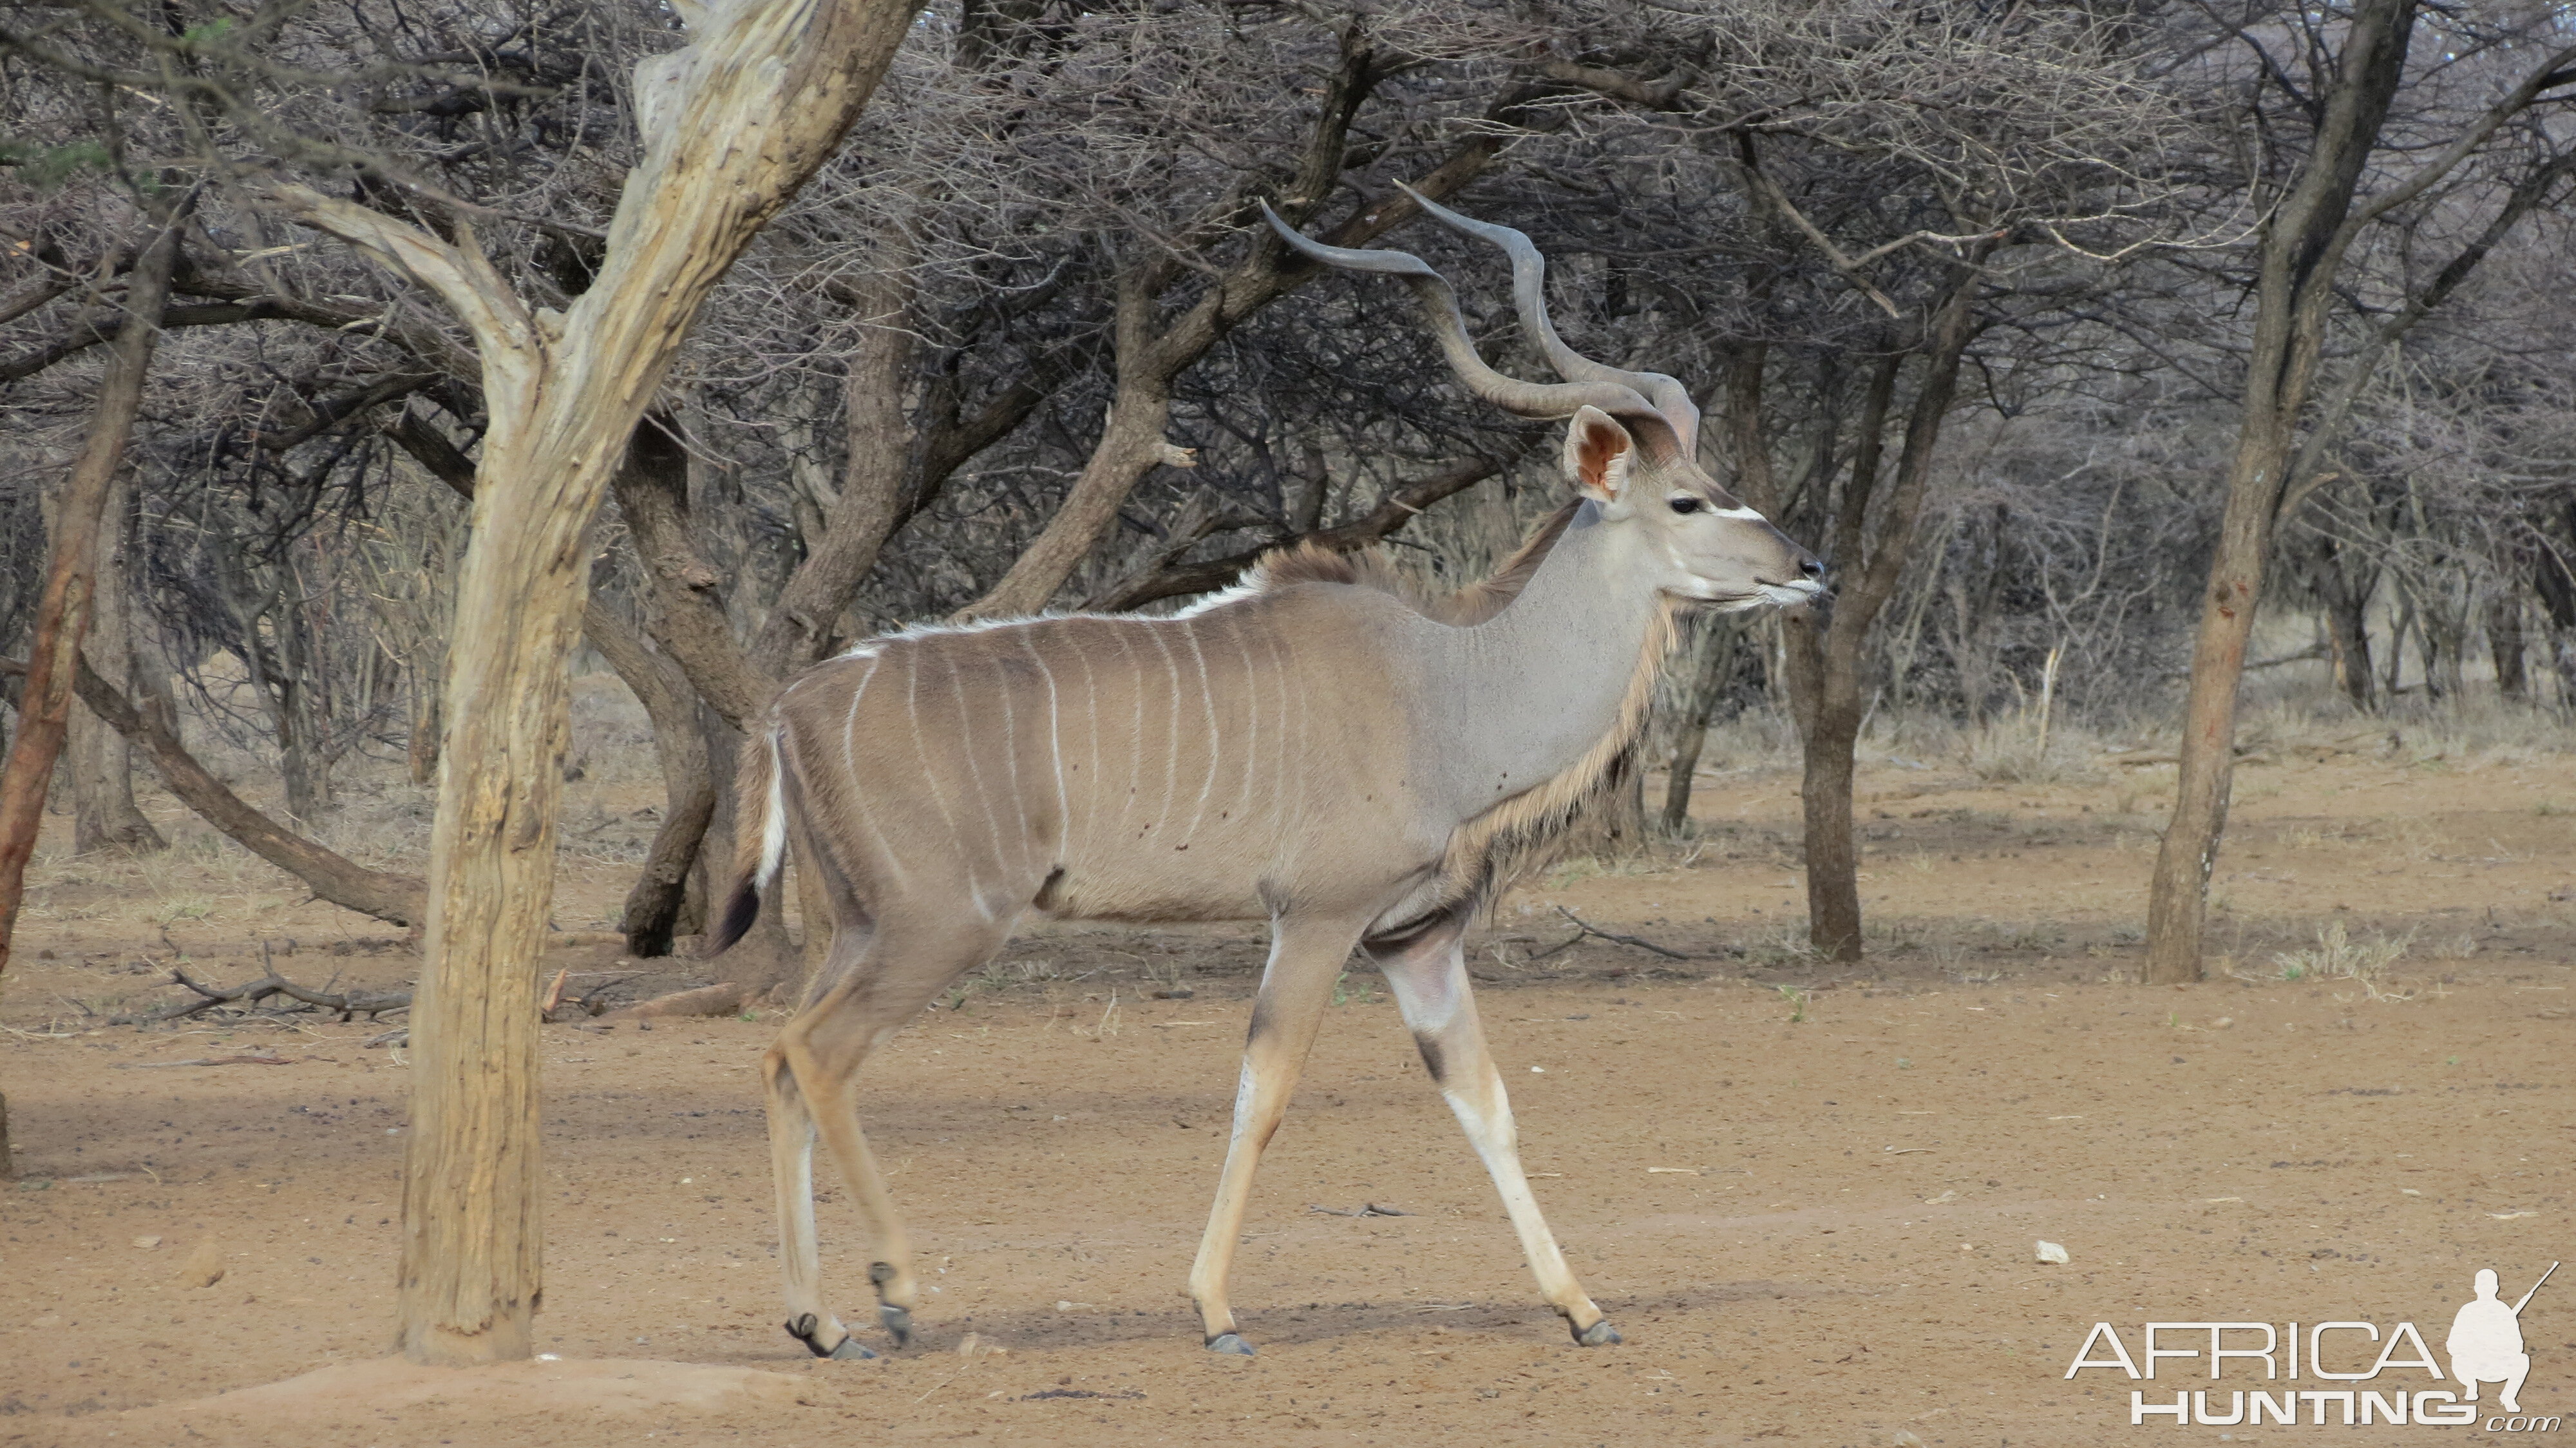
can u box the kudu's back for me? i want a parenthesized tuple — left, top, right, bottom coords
(715, 580, 1446, 946)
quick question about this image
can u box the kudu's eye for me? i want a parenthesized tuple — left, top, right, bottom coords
(1668, 495, 1705, 515)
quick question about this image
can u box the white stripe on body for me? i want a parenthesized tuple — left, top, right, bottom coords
(1145, 627, 1182, 839)
(1227, 622, 1262, 828)
(1110, 627, 1142, 848)
(1025, 633, 1069, 867)
(991, 639, 1034, 876)
(836, 654, 907, 887)
(903, 644, 987, 906)
(944, 649, 1010, 917)
(1180, 624, 1221, 839)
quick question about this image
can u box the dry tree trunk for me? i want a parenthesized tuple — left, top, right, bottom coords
(0, 196, 188, 1177)
(261, 0, 927, 1366)
(965, 319, 1192, 618)
(67, 471, 164, 854)
(2487, 593, 2527, 701)
(581, 590, 715, 958)
(407, 680, 441, 786)
(1748, 260, 1980, 965)
(2146, 7, 2574, 978)
(1660, 617, 1743, 833)
(2303, 529, 2379, 712)
(2146, 0, 2417, 983)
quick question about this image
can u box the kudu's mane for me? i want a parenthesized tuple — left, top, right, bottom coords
(1240, 497, 1682, 913)
(1240, 499, 1582, 625)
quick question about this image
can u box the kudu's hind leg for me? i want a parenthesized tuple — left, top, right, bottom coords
(1185, 913, 1368, 1355)
(768, 910, 1013, 1358)
(1367, 909, 1618, 1346)
(766, 1050, 871, 1357)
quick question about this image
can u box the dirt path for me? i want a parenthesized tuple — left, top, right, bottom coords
(4, 748, 2571, 1445)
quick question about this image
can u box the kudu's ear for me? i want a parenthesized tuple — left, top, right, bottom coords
(1561, 406, 1635, 508)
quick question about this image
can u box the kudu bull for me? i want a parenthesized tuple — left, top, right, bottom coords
(713, 188, 1824, 1360)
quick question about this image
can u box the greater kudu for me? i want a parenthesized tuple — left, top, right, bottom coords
(714, 189, 1824, 1360)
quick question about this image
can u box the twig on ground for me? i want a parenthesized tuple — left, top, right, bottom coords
(114, 1053, 296, 1069)
(1535, 906, 1693, 961)
(107, 961, 414, 1026)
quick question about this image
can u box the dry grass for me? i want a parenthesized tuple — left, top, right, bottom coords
(2266, 920, 2413, 1000)
(1956, 713, 2105, 785)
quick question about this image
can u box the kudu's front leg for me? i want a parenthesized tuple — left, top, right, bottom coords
(1366, 909, 1618, 1346)
(1185, 913, 1365, 1354)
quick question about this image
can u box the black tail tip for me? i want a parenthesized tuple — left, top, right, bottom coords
(706, 882, 759, 957)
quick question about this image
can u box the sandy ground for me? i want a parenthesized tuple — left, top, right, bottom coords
(4, 736, 2572, 1447)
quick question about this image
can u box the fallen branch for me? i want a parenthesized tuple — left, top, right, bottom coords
(0, 654, 428, 926)
(1530, 906, 1694, 962)
(108, 957, 414, 1026)
(596, 981, 745, 1022)
(2158, 642, 2328, 680)
(115, 1053, 295, 1069)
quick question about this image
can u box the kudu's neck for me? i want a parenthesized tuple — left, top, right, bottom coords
(1421, 504, 1674, 807)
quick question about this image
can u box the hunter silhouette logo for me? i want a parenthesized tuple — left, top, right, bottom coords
(2453, 1264, 2555, 1415)
(2066, 1261, 2560, 1429)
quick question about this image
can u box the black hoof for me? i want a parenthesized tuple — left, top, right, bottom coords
(878, 1302, 913, 1348)
(1573, 1319, 1622, 1348)
(1206, 1332, 1256, 1357)
(786, 1313, 878, 1360)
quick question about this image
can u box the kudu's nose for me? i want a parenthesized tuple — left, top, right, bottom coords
(1799, 555, 1826, 582)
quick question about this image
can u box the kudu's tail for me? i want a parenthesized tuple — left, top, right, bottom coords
(708, 719, 789, 955)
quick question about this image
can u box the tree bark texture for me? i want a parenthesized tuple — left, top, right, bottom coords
(1660, 618, 1743, 833)
(265, 0, 927, 1366)
(744, 254, 918, 674)
(0, 200, 185, 1177)
(2304, 530, 2378, 712)
(67, 473, 164, 854)
(582, 595, 715, 957)
(2488, 595, 2527, 701)
(1746, 262, 1976, 964)
(2145, 0, 2417, 984)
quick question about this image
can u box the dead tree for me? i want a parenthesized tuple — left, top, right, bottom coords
(0, 193, 187, 1177)
(252, 0, 930, 1366)
(2146, 1, 2576, 981)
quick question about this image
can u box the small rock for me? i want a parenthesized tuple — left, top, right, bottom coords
(1151, 987, 1193, 1000)
(2036, 1240, 2070, 1264)
(177, 1239, 226, 1288)
(132, 1235, 162, 1250)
